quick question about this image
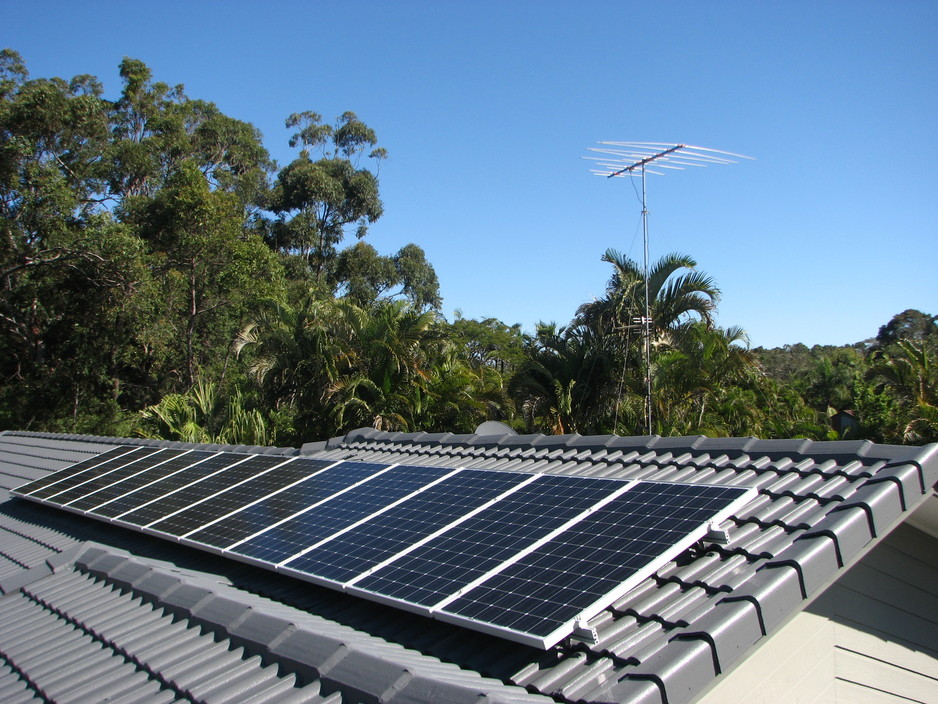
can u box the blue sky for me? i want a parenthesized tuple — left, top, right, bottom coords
(5, 1, 936, 348)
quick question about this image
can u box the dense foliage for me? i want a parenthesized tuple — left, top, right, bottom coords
(2, 52, 935, 446)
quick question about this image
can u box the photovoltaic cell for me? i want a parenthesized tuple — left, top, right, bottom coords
(232, 464, 454, 564)
(440, 482, 750, 643)
(350, 474, 629, 608)
(284, 469, 533, 583)
(186, 460, 390, 550)
(14, 446, 139, 497)
(148, 458, 333, 537)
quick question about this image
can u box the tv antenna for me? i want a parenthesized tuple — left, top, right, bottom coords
(584, 142, 752, 435)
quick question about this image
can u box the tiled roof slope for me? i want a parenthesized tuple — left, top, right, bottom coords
(0, 432, 550, 704)
(1, 429, 936, 704)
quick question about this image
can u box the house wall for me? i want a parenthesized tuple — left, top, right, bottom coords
(697, 522, 938, 704)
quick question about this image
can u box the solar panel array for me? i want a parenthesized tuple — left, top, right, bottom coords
(12, 445, 755, 649)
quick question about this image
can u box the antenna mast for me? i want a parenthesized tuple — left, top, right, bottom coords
(585, 142, 752, 435)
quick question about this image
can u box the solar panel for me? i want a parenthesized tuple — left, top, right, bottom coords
(14, 446, 139, 497)
(231, 464, 457, 564)
(346, 474, 633, 608)
(93, 452, 234, 520)
(436, 482, 749, 647)
(68, 450, 216, 512)
(50, 449, 186, 506)
(13, 444, 756, 650)
(115, 454, 289, 528)
(147, 458, 331, 538)
(24, 446, 159, 500)
(282, 468, 534, 585)
(184, 460, 390, 550)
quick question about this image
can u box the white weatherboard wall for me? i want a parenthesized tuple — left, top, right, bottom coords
(697, 522, 938, 704)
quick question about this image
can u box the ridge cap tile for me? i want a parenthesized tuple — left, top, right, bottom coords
(652, 435, 707, 450)
(495, 433, 542, 447)
(670, 600, 764, 680)
(606, 435, 660, 450)
(746, 438, 812, 455)
(530, 433, 578, 448)
(567, 433, 617, 448)
(766, 533, 842, 598)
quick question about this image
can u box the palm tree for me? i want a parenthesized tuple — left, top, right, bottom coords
(654, 323, 757, 435)
(574, 250, 721, 434)
(576, 249, 720, 343)
(412, 343, 509, 433)
(325, 299, 442, 433)
(866, 339, 938, 443)
(138, 379, 272, 445)
(508, 323, 613, 434)
(234, 293, 347, 440)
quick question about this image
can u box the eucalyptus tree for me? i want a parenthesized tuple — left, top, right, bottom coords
(107, 57, 272, 207)
(125, 162, 283, 390)
(267, 111, 385, 282)
(0, 52, 282, 430)
(449, 314, 527, 375)
(329, 241, 441, 311)
(0, 50, 146, 429)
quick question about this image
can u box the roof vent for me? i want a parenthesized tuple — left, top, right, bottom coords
(474, 421, 518, 437)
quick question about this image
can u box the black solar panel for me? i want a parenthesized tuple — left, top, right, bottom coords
(26, 446, 159, 500)
(349, 474, 629, 607)
(438, 482, 749, 645)
(232, 464, 456, 564)
(12, 445, 755, 649)
(14, 446, 139, 497)
(115, 454, 288, 528)
(148, 458, 330, 538)
(283, 469, 534, 584)
(52, 449, 185, 506)
(94, 452, 232, 520)
(69, 450, 216, 512)
(185, 460, 388, 550)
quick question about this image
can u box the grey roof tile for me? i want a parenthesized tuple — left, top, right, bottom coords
(1, 430, 936, 704)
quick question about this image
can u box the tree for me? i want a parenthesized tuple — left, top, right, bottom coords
(873, 309, 938, 349)
(508, 323, 613, 434)
(576, 249, 720, 343)
(654, 323, 757, 434)
(449, 314, 527, 374)
(866, 339, 938, 443)
(124, 162, 283, 389)
(267, 111, 385, 281)
(138, 378, 271, 445)
(106, 58, 273, 208)
(326, 299, 442, 433)
(329, 241, 441, 310)
(0, 50, 149, 430)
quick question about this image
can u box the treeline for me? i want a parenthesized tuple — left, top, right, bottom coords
(2, 52, 935, 446)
